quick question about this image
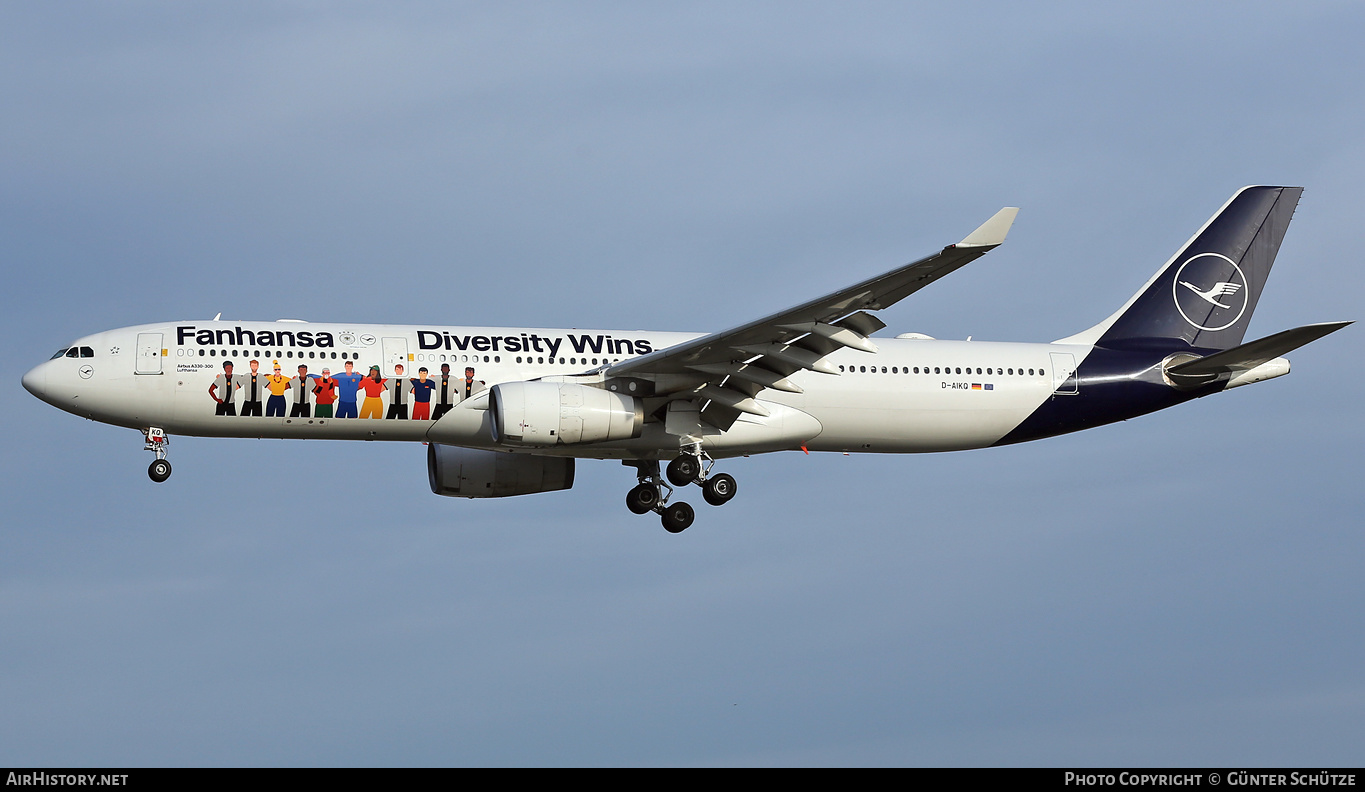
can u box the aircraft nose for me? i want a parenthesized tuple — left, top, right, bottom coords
(22, 362, 47, 399)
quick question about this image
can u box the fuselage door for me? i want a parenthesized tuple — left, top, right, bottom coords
(136, 332, 164, 375)
(382, 336, 410, 376)
(1050, 351, 1078, 395)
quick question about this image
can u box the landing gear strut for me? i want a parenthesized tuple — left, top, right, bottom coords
(143, 427, 171, 483)
(623, 447, 739, 532)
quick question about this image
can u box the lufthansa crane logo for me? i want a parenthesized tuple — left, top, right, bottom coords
(1172, 252, 1248, 332)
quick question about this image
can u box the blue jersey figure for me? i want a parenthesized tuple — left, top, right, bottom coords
(410, 368, 437, 421)
(332, 360, 364, 419)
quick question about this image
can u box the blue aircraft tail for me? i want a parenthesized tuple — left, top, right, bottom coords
(1057, 186, 1302, 351)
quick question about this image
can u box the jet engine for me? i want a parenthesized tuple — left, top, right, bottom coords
(489, 381, 643, 447)
(427, 444, 575, 498)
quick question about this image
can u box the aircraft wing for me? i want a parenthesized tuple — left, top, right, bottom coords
(605, 207, 1019, 429)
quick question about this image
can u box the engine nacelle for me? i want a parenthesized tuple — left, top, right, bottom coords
(489, 381, 643, 447)
(427, 444, 574, 498)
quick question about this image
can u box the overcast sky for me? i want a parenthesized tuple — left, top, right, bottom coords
(2, 2, 1362, 767)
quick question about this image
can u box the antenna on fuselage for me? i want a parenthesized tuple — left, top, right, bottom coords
(213, 312, 222, 321)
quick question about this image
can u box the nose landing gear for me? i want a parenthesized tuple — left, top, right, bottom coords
(143, 427, 172, 483)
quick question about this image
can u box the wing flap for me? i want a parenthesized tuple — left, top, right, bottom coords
(777, 322, 880, 353)
(687, 362, 803, 393)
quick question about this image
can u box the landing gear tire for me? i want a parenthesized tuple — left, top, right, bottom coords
(702, 473, 737, 506)
(666, 455, 701, 487)
(626, 483, 660, 515)
(661, 501, 695, 533)
(148, 459, 172, 483)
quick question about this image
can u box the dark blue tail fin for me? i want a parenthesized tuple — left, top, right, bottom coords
(1057, 186, 1301, 351)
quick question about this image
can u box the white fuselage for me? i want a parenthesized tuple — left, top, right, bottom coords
(24, 320, 1089, 460)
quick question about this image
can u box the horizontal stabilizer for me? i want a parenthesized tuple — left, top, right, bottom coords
(1167, 321, 1352, 377)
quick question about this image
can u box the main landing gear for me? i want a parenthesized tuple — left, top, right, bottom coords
(625, 448, 738, 533)
(143, 427, 172, 483)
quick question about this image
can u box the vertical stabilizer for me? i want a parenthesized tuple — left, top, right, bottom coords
(1056, 186, 1301, 351)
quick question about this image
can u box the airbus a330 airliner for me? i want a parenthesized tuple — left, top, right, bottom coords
(23, 186, 1350, 532)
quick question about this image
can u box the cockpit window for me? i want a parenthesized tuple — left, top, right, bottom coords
(65, 348, 80, 358)
(80, 347, 95, 358)
(51, 348, 69, 360)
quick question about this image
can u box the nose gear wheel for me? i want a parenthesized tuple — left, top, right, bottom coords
(142, 428, 171, 483)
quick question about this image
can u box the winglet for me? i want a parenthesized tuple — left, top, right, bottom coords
(955, 207, 1019, 248)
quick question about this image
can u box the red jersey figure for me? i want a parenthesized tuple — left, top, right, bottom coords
(358, 365, 386, 419)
